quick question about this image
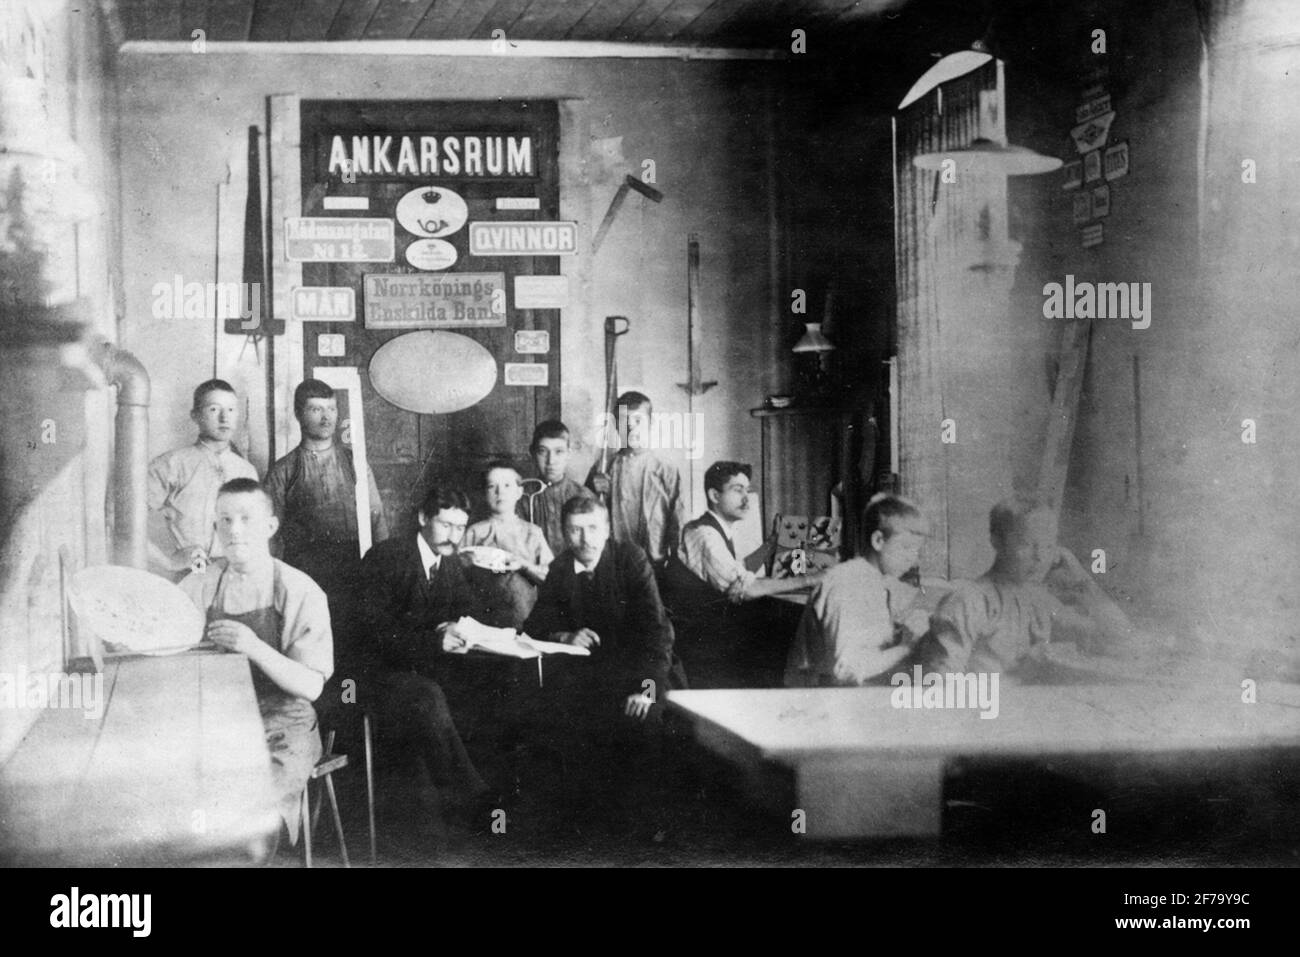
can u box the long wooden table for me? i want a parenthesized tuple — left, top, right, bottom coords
(668, 677, 1300, 838)
(0, 653, 280, 865)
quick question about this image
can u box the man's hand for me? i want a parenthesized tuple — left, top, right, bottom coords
(560, 628, 601, 650)
(623, 692, 654, 721)
(1049, 546, 1091, 582)
(588, 472, 611, 497)
(176, 545, 208, 574)
(440, 622, 467, 652)
(899, 608, 932, 640)
(1046, 547, 1096, 603)
(207, 618, 260, 655)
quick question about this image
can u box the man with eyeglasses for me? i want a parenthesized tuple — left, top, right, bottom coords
(352, 486, 490, 841)
(671, 461, 819, 686)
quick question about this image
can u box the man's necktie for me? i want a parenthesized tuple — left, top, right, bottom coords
(576, 569, 594, 623)
(721, 534, 736, 559)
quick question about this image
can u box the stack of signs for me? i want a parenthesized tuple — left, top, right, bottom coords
(1062, 79, 1129, 248)
(771, 515, 842, 578)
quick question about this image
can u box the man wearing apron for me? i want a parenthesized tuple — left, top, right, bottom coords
(180, 478, 334, 846)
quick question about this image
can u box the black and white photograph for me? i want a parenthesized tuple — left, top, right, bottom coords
(0, 0, 1295, 907)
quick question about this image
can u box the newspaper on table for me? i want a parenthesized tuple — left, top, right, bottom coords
(446, 616, 591, 658)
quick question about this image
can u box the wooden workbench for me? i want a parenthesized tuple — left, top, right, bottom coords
(668, 677, 1300, 839)
(0, 653, 280, 865)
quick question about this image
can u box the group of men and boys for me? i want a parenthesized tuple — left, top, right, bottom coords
(148, 379, 1137, 847)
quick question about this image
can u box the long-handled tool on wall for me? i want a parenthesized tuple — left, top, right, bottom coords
(677, 233, 717, 400)
(677, 234, 716, 515)
(596, 315, 631, 503)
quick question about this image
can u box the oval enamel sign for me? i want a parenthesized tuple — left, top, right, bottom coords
(395, 185, 468, 238)
(368, 331, 497, 414)
(404, 238, 458, 271)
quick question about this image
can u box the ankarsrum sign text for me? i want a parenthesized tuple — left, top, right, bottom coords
(324, 133, 535, 179)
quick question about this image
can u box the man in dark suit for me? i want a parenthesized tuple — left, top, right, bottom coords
(523, 494, 675, 826)
(353, 486, 489, 833)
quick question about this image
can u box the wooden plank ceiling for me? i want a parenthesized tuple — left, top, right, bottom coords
(116, 0, 910, 48)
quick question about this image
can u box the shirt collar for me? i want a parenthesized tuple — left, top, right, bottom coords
(706, 509, 735, 541)
(195, 438, 231, 457)
(573, 556, 598, 576)
(416, 533, 439, 578)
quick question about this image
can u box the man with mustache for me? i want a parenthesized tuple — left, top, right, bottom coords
(352, 486, 490, 837)
(671, 461, 818, 686)
(266, 379, 389, 601)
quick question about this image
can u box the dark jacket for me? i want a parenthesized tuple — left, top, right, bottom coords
(354, 535, 474, 676)
(523, 540, 675, 700)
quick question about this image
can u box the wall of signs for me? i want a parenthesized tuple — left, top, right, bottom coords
(1061, 68, 1129, 248)
(297, 99, 562, 518)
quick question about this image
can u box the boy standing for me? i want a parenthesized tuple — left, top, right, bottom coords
(148, 379, 259, 581)
(785, 493, 931, 687)
(586, 391, 686, 567)
(523, 420, 587, 557)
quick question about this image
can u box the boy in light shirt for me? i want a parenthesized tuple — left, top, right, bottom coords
(179, 478, 333, 847)
(587, 391, 686, 569)
(462, 462, 553, 627)
(785, 493, 931, 687)
(918, 495, 1148, 679)
(148, 379, 259, 580)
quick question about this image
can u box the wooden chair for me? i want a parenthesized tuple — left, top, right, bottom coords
(301, 712, 377, 867)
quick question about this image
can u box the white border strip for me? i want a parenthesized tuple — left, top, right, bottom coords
(120, 39, 785, 60)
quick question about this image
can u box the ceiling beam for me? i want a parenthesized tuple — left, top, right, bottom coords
(119, 37, 786, 58)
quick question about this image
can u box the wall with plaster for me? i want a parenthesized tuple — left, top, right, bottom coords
(0, 0, 118, 763)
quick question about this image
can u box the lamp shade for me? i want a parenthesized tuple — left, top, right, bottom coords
(793, 322, 834, 353)
(912, 137, 1062, 176)
(898, 51, 993, 109)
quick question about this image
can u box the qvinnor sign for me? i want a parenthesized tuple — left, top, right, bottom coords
(469, 221, 577, 256)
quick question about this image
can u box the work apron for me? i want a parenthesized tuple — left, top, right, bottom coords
(208, 564, 322, 845)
